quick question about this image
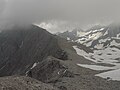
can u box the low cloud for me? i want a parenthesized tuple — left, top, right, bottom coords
(0, 0, 120, 30)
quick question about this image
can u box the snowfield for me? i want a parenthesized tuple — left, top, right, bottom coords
(73, 46, 120, 65)
(75, 32, 103, 45)
(73, 45, 120, 81)
(59, 25, 120, 81)
(96, 69, 120, 81)
(75, 28, 105, 45)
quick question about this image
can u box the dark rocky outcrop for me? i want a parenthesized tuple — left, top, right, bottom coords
(28, 56, 73, 83)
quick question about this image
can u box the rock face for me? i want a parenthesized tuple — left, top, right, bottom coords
(0, 25, 68, 77)
(58, 29, 83, 41)
(107, 23, 120, 37)
(28, 56, 73, 83)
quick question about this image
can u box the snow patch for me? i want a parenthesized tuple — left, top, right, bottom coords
(110, 40, 120, 46)
(77, 64, 114, 71)
(96, 69, 120, 81)
(104, 30, 108, 36)
(31, 62, 39, 69)
(117, 33, 120, 39)
(99, 38, 111, 43)
(73, 46, 97, 63)
(67, 37, 70, 40)
(100, 28, 104, 31)
(75, 32, 103, 46)
(94, 44, 104, 49)
(77, 31, 92, 37)
(73, 45, 120, 81)
(85, 41, 93, 47)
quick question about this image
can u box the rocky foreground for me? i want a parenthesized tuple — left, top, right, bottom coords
(0, 76, 58, 90)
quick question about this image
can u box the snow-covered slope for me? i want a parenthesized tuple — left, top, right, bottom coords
(58, 25, 106, 47)
(58, 23, 120, 48)
(58, 23, 120, 81)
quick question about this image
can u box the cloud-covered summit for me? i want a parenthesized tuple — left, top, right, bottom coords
(0, 0, 120, 30)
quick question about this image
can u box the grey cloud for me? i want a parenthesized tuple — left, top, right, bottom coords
(0, 0, 120, 29)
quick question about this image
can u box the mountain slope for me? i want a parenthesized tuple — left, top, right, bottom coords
(58, 23, 120, 49)
(0, 25, 68, 77)
(58, 23, 120, 81)
(0, 24, 120, 90)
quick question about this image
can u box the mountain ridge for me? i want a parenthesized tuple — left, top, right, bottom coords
(0, 24, 68, 77)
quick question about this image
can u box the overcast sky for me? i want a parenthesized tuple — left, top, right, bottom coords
(0, 0, 120, 31)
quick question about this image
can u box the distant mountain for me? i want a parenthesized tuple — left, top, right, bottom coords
(57, 28, 84, 41)
(87, 25, 105, 31)
(58, 23, 120, 80)
(58, 23, 120, 49)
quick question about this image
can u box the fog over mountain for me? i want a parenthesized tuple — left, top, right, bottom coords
(0, 0, 120, 90)
(1, 0, 120, 31)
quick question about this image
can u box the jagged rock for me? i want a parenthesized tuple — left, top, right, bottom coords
(28, 56, 73, 83)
